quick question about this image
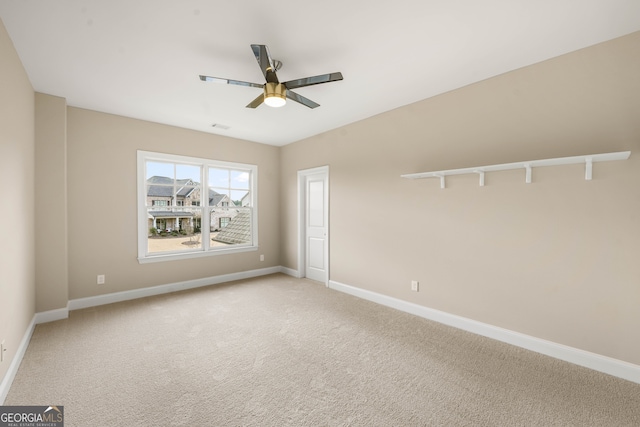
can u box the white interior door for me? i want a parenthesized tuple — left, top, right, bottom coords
(299, 167, 328, 284)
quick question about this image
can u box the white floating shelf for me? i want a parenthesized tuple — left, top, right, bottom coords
(401, 151, 630, 189)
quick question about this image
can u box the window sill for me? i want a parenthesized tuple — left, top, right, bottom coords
(138, 245, 258, 264)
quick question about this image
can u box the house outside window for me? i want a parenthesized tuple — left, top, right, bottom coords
(137, 151, 258, 263)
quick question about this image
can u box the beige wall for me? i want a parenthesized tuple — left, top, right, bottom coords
(66, 108, 280, 299)
(0, 19, 35, 382)
(35, 93, 68, 312)
(280, 32, 640, 365)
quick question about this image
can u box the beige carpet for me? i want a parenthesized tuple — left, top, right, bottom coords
(6, 274, 640, 426)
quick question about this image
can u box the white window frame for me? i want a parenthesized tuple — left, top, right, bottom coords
(137, 150, 258, 263)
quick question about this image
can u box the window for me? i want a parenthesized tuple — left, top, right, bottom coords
(219, 217, 230, 228)
(137, 151, 258, 263)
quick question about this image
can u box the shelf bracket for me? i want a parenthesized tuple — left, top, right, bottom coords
(585, 157, 593, 180)
(474, 170, 485, 187)
(435, 174, 445, 189)
(524, 164, 532, 184)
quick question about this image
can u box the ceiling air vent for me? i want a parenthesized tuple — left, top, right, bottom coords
(211, 123, 230, 130)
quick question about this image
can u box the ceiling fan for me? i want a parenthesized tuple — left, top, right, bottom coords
(199, 44, 343, 109)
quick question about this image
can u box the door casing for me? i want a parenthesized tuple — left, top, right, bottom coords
(297, 166, 329, 285)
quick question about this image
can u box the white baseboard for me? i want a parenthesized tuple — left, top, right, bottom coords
(34, 307, 69, 324)
(0, 317, 36, 405)
(69, 266, 282, 311)
(279, 266, 301, 278)
(329, 279, 640, 385)
(41, 266, 296, 320)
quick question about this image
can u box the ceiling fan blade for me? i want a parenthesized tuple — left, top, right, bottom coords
(283, 72, 343, 90)
(287, 90, 320, 109)
(251, 44, 279, 84)
(199, 75, 263, 89)
(246, 93, 265, 109)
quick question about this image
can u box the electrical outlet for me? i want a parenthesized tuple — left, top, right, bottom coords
(411, 280, 419, 292)
(97, 275, 105, 285)
(260, 254, 264, 262)
(1, 340, 6, 363)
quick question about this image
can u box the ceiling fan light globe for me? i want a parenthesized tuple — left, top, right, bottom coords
(264, 95, 286, 108)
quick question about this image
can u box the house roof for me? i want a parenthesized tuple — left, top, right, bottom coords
(210, 191, 226, 206)
(146, 176, 226, 204)
(1, 1, 639, 146)
(212, 210, 251, 245)
(147, 176, 195, 198)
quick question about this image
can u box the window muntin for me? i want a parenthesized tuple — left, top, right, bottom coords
(137, 151, 257, 263)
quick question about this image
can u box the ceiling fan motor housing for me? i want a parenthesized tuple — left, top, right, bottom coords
(264, 82, 287, 107)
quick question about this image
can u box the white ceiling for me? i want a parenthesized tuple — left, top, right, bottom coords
(2, 1, 640, 146)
